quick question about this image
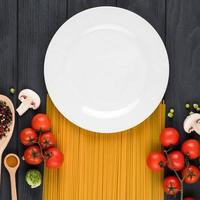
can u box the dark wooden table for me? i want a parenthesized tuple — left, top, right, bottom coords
(0, 0, 200, 199)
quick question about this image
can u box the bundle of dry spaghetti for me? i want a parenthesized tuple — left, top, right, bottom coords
(43, 96, 165, 200)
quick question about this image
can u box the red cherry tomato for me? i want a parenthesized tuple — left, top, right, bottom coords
(20, 128, 38, 146)
(146, 152, 167, 172)
(23, 145, 43, 165)
(45, 147, 64, 168)
(160, 128, 180, 147)
(32, 113, 51, 132)
(183, 198, 195, 200)
(163, 176, 181, 195)
(182, 165, 200, 184)
(167, 151, 185, 171)
(39, 132, 56, 149)
(181, 139, 199, 160)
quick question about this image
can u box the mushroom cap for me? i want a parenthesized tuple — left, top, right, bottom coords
(18, 89, 41, 109)
(183, 113, 200, 133)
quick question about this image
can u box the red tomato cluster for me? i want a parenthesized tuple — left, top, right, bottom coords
(147, 127, 200, 199)
(20, 113, 64, 168)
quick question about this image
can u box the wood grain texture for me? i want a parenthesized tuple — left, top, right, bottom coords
(43, 97, 165, 200)
(117, 0, 166, 41)
(68, 0, 116, 17)
(17, 1, 68, 199)
(0, 1, 18, 199)
(165, 1, 200, 199)
(1, 0, 200, 199)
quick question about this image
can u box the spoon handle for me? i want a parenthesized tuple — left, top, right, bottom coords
(0, 152, 2, 187)
(10, 172, 17, 200)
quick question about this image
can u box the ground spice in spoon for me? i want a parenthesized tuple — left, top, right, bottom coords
(6, 155, 18, 168)
(0, 100, 12, 139)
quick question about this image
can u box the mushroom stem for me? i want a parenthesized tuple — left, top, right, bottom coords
(16, 89, 41, 116)
(16, 101, 31, 116)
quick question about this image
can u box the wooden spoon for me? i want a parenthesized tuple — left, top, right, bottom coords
(4, 154, 20, 200)
(0, 95, 15, 185)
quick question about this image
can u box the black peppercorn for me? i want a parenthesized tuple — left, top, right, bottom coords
(0, 100, 12, 139)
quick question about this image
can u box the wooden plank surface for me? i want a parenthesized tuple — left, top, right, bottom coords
(17, 1, 68, 199)
(1, 0, 200, 199)
(117, 0, 166, 41)
(0, 0, 18, 199)
(0, 0, 167, 199)
(165, 1, 200, 199)
(68, 0, 116, 17)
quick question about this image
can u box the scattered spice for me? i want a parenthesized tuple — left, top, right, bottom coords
(185, 103, 190, 109)
(193, 103, 199, 109)
(9, 87, 16, 95)
(0, 100, 12, 139)
(167, 107, 175, 119)
(170, 108, 174, 114)
(197, 107, 200, 112)
(167, 112, 174, 118)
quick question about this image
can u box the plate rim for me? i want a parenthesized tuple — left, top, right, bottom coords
(44, 6, 169, 133)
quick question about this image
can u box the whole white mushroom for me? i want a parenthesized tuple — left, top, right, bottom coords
(183, 113, 200, 135)
(16, 89, 41, 116)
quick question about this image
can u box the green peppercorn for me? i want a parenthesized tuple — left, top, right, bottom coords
(169, 108, 174, 113)
(185, 103, 190, 109)
(197, 107, 200, 112)
(9, 87, 16, 95)
(193, 103, 199, 109)
(167, 112, 174, 118)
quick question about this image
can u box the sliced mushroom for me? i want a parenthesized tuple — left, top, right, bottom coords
(183, 113, 200, 135)
(16, 89, 41, 116)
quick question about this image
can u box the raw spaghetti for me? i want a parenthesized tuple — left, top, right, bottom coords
(43, 96, 165, 200)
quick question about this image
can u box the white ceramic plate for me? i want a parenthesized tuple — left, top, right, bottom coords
(44, 6, 169, 133)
